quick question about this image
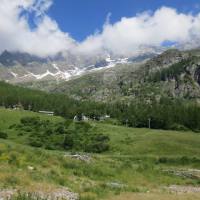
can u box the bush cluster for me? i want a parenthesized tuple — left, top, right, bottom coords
(11, 117, 110, 153)
(0, 131, 8, 139)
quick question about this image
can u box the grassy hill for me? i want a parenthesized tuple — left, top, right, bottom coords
(0, 108, 200, 200)
(0, 108, 63, 130)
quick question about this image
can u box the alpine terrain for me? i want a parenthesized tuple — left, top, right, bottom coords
(1, 1, 200, 200)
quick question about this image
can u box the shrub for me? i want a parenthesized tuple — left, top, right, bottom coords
(74, 121, 92, 132)
(29, 139, 43, 148)
(44, 128, 53, 135)
(55, 125, 65, 134)
(93, 134, 110, 143)
(0, 131, 8, 139)
(8, 153, 17, 164)
(5, 176, 19, 187)
(10, 119, 110, 153)
(44, 143, 56, 150)
(65, 119, 73, 128)
(157, 157, 168, 164)
(63, 134, 74, 150)
(85, 134, 110, 153)
(169, 123, 189, 131)
(20, 117, 40, 126)
(86, 142, 110, 153)
(21, 126, 33, 132)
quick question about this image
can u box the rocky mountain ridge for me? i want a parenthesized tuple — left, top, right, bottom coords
(0, 49, 159, 84)
(51, 49, 200, 102)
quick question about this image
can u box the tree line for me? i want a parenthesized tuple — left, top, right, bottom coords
(1, 81, 200, 132)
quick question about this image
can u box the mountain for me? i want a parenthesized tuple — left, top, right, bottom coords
(2, 48, 200, 103)
(0, 48, 160, 85)
(51, 49, 200, 102)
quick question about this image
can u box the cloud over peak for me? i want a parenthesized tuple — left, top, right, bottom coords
(78, 7, 200, 56)
(0, 1, 200, 57)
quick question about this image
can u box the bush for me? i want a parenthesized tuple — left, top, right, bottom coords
(86, 142, 110, 153)
(55, 125, 65, 134)
(5, 176, 19, 187)
(63, 134, 74, 150)
(20, 117, 40, 126)
(74, 121, 92, 132)
(93, 134, 110, 143)
(0, 131, 8, 139)
(8, 153, 20, 166)
(85, 134, 110, 153)
(10, 119, 110, 153)
(45, 143, 56, 150)
(21, 126, 33, 132)
(65, 119, 73, 128)
(157, 157, 168, 164)
(29, 139, 43, 148)
(44, 128, 53, 135)
(169, 123, 189, 131)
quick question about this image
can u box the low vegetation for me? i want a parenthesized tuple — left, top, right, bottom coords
(9, 116, 110, 153)
(149, 58, 193, 82)
(2, 81, 200, 132)
(0, 109, 200, 200)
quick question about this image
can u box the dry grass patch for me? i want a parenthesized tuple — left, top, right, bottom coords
(107, 192, 200, 200)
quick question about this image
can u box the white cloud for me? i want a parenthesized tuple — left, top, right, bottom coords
(0, 0, 75, 57)
(77, 7, 200, 56)
(0, 2, 200, 57)
(32, 0, 53, 16)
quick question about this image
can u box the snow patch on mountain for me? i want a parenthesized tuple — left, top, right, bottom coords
(8, 56, 130, 82)
(2, 49, 160, 84)
(10, 71, 18, 78)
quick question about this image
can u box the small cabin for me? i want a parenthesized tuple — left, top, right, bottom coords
(82, 115, 89, 121)
(39, 111, 54, 116)
(13, 103, 23, 110)
(100, 115, 111, 121)
(74, 114, 89, 122)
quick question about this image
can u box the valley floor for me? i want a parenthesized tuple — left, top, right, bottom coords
(0, 109, 200, 200)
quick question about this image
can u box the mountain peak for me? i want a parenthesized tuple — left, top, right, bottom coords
(0, 48, 160, 83)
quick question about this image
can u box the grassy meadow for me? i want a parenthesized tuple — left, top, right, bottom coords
(0, 108, 200, 200)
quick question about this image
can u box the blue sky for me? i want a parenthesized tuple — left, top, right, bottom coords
(48, 0, 200, 41)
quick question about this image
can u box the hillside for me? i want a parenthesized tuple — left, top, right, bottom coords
(0, 81, 108, 119)
(0, 108, 200, 200)
(52, 49, 200, 102)
(0, 50, 158, 85)
(1, 1, 200, 200)
(2, 80, 200, 133)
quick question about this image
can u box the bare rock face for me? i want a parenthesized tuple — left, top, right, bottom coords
(64, 154, 92, 163)
(168, 185, 200, 194)
(163, 168, 200, 180)
(106, 182, 127, 189)
(52, 49, 200, 102)
(36, 188, 79, 200)
(0, 189, 17, 200)
(0, 188, 79, 200)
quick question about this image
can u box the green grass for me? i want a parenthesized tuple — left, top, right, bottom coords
(0, 108, 200, 200)
(95, 123, 200, 157)
(0, 108, 64, 144)
(0, 108, 63, 130)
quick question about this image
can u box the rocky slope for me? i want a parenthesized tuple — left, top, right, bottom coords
(0, 50, 158, 84)
(52, 49, 200, 102)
